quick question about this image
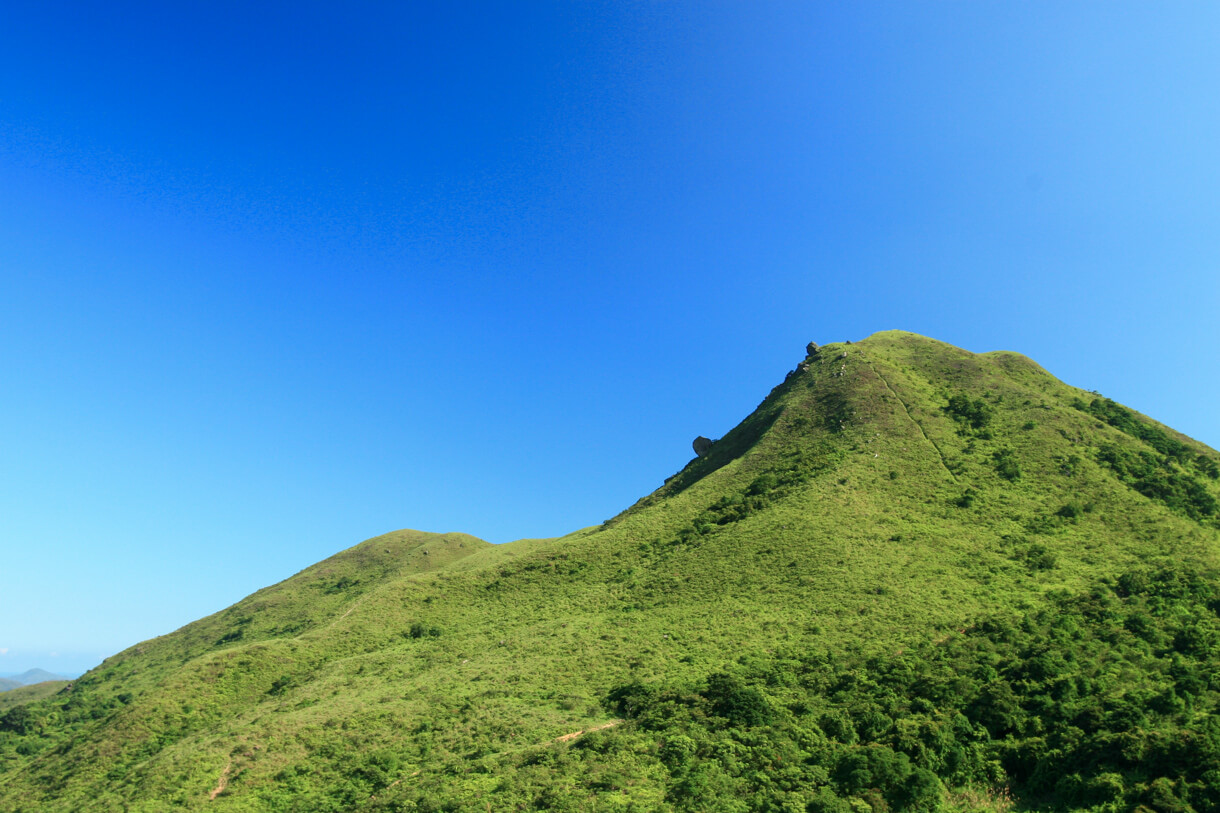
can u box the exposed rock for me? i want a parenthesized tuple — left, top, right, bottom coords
(806, 341, 819, 356)
(838, 352, 848, 360)
(692, 436, 714, 457)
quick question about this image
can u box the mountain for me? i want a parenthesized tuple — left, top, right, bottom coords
(0, 670, 70, 694)
(0, 670, 70, 687)
(1, 331, 1217, 812)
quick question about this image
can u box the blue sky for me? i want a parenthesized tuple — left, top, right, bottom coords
(2, 2, 1217, 676)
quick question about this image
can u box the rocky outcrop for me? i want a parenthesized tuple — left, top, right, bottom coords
(692, 436, 714, 457)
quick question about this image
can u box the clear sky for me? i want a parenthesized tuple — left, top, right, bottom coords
(1, 2, 1217, 676)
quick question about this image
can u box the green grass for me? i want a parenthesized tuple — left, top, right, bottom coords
(0, 683, 69, 713)
(1, 331, 1218, 812)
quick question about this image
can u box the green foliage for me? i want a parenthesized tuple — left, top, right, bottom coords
(267, 675, 295, 696)
(323, 575, 361, 594)
(1016, 542, 1057, 571)
(991, 448, 1021, 481)
(1077, 397, 1190, 460)
(607, 565, 1220, 812)
(1197, 454, 1220, 480)
(2, 331, 1218, 811)
(0, 706, 36, 735)
(1075, 397, 1219, 521)
(955, 488, 977, 508)
(1098, 443, 1218, 521)
(819, 388, 856, 432)
(0, 681, 67, 712)
(704, 673, 772, 727)
(672, 463, 832, 546)
(945, 394, 993, 431)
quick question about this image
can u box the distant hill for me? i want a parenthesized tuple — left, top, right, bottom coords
(1, 331, 1217, 812)
(0, 668, 70, 686)
(0, 669, 70, 692)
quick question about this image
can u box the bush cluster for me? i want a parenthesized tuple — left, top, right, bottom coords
(673, 467, 815, 547)
(945, 395, 993, 431)
(1066, 398, 1218, 522)
(991, 448, 1021, 481)
(1098, 444, 1217, 521)
(1077, 398, 1188, 461)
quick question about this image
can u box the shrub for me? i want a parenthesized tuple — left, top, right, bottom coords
(992, 449, 1021, 481)
(1077, 397, 1191, 461)
(323, 576, 360, 594)
(1098, 445, 1217, 520)
(1198, 454, 1220, 479)
(807, 788, 854, 813)
(1056, 502, 1083, 520)
(704, 673, 772, 727)
(268, 676, 295, 696)
(901, 768, 944, 811)
(945, 395, 993, 430)
(747, 473, 778, 496)
(1022, 544, 1057, 571)
(0, 706, 35, 735)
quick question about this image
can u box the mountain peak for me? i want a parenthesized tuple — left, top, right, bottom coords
(3, 332, 1218, 811)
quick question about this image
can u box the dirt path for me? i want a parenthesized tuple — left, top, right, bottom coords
(208, 763, 231, 801)
(554, 720, 622, 743)
(864, 358, 958, 483)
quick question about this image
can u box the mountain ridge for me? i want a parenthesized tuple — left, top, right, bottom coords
(1, 330, 1217, 812)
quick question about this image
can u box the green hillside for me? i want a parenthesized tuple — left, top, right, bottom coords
(0, 684, 70, 713)
(2, 331, 1218, 812)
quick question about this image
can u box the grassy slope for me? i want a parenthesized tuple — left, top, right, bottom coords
(0, 685, 69, 713)
(1, 331, 1217, 812)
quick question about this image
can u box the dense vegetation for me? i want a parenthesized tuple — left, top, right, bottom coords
(1, 331, 1217, 812)
(602, 564, 1220, 813)
(1074, 398, 1219, 523)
